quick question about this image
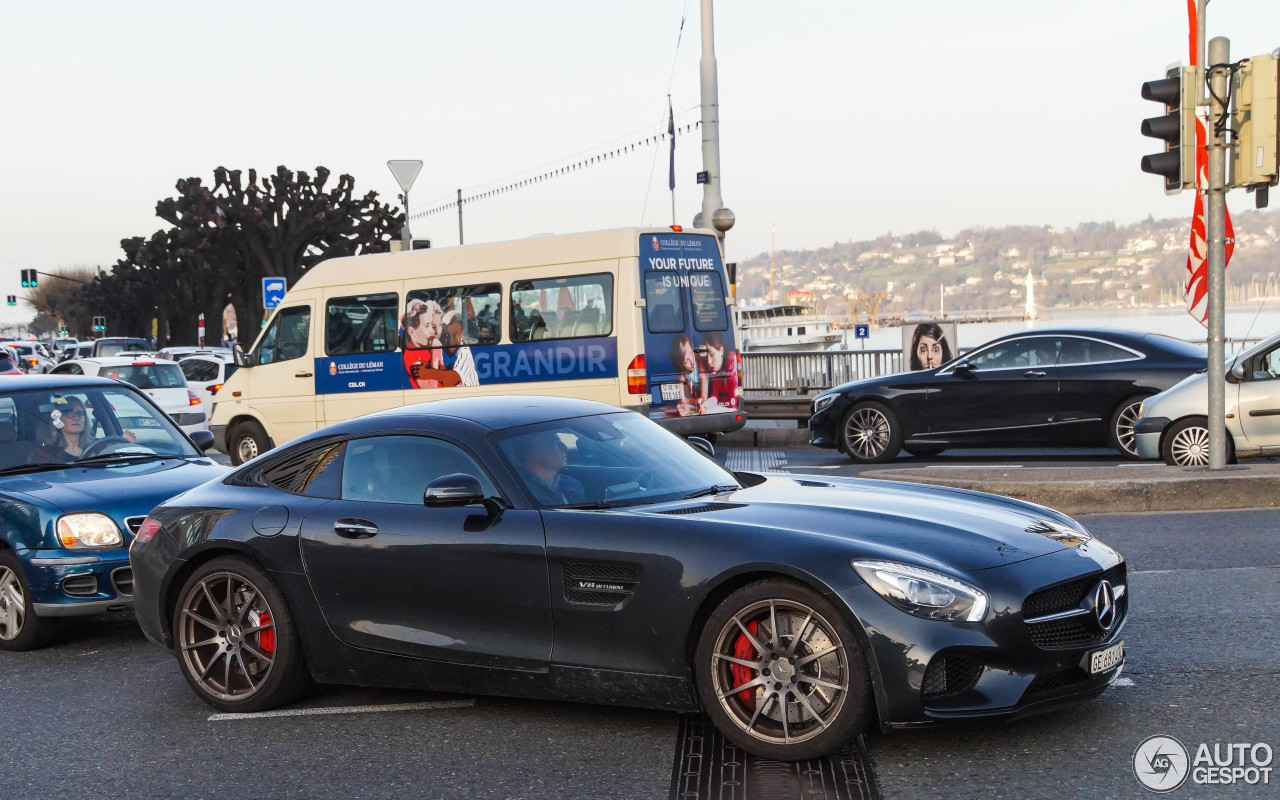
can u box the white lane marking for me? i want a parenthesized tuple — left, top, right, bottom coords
(924, 465, 1023, 469)
(208, 699, 474, 722)
(1115, 463, 1163, 467)
(780, 465, 843, 470)
(1113, 677, 1136, 687)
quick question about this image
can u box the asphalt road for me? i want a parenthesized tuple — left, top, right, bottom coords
(2, 502, 1277, 798)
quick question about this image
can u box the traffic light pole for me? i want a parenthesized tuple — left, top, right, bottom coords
(1207, 36, 1230, 470)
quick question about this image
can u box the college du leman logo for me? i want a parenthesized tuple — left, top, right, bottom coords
(650, 237, 661, 252)
(1134, 735, 1190, 793)
(328, 362, 338, 376)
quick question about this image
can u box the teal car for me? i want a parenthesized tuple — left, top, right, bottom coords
(0, 376, 226, 650)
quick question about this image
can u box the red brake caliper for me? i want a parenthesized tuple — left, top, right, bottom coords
(729, 620, 759, 709)
(257, 612, 274, 654)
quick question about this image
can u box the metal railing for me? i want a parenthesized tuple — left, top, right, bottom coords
(742, 349, 904, 394)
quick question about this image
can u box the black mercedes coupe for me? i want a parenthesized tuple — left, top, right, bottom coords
(131, 397, 1128, 760)
(809, 328, 1206, 462)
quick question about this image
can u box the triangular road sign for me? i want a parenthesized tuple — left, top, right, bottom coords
(387, 160, 423, 194)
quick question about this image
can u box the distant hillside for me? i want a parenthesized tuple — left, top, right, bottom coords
(735, 209, 1280, 316)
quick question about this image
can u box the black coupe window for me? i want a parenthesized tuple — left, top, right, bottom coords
(340, 435, 498, 505)
(1055, 338, 1137, 366)
(262, 442, 346, 498)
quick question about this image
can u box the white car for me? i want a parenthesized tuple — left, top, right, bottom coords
(158, 346, 233, 362)
(8, 342, 56, 374)
(1134, 331, 1280, 465)
(179, 354, 239, 406)
(49, 357, 209, 435)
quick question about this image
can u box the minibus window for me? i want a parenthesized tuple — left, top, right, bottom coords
(404, 284, 502, 349)
(256, 306, 311, 365)
(326, 293, 399, 356)
(643, 272, 684, 333)
(509, 274, 613, 343)
(689, 272, 728, 331)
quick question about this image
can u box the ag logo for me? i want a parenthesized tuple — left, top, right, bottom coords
(328, 362, 337, 376)
(1134, 735, 1189, 792)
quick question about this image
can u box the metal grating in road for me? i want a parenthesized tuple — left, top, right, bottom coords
(724, 450, 788, 473)
(668, 714, 879, 800)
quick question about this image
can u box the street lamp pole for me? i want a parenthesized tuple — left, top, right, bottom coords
(698, 0, 734, 247)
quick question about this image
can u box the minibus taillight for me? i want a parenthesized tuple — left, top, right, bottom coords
(735, 350, 743, 390)
(627, 355, 647, 394)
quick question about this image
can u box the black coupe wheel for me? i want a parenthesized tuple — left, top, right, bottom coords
(0, 550, 55, 652)
(173, 557, 310, 713)
(229, 420, 270, 466)
(839, 402, 903, 463)
(1108, 396, 1146, 459)
(695, 579, 872, 760)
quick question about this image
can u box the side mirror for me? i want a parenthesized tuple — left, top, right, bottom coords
(1229, 362, 1247, 383)
(189, 430, 215, 452)
(233, 343, 253, 368)
(424, 473, 486, 508)
(952, 359, 974, 374)
(687, 436, 715, 458)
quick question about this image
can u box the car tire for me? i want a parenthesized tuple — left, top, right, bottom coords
(1161, 416, 1236, 466)
(0, 550, 56, 652)
(903, 446, 945, 458)
(695, 578, 873, 760)
(229, 419, 270, 466)
(172, 556, 312, 713)
(1108, 395, 1147, 460)
(839, 401, 903, 463)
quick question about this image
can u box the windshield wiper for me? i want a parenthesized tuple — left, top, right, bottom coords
(74, 452, 169, 466)
(683, 484, 740, 500)
(553, 498, 650, 511)
(0, 462, 79, 477)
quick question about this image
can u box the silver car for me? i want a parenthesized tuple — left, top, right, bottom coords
(1134, 331, 1280, 465)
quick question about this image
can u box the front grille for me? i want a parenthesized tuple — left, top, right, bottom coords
(922, 653, 985, 699)
(1023, 564, 1127, 618)
(124, 516, 146, 535)
(1024, 667, 1090, 698)
(563, 563, 639, 606)
(62, 574, 99, 596)
(111, 567, 134, 597)
(1026, 589, 1128, 649)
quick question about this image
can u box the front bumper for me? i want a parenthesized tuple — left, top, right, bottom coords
(831, 548, 1127, 727)
(22, 547, 135, 616)
(1133, 416, 1170, 460)
(808, 401, 843, 448)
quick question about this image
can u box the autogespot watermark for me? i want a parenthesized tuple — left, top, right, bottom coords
(1133, 734, 1274, 792)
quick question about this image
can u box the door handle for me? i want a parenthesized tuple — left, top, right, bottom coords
(333, 519, 378, 539)
(296, 371, 314, 378)
(1023, 370, 1046, 377)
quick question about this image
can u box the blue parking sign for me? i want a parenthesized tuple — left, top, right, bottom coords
(854, 324, 870, 339)
(263, 278, 287, 309)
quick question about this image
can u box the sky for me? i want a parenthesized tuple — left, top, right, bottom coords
(2, 0, 1279, 324)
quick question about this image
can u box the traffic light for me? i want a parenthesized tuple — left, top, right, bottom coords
(1141, 65, 1197, 194)
(1230, 52, 1279, 204)
(5, 296, 15, 307)
(19, 269, 37, 288)
(92, 316, 106, 332)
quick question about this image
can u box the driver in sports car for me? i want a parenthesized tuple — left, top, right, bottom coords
(515, 431, 585, 506)
(28, 396, 135, 464)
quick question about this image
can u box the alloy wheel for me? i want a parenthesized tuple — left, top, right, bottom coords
(1169, 425, 1210, 466)
(1114, 401, 1142, 456)
(843, 407, 891, 460)
(178, 571, 277, 702)
(0, 567, 25, 641)
(709, 599, 849, 746)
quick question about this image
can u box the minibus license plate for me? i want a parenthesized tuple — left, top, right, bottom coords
(660, 384, 683, 402)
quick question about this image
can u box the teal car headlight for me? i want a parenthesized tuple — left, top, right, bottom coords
(852, 559, 989, 622)
(57, 513, 123, 549)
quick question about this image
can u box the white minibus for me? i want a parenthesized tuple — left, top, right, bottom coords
(211, 227, 746, 464)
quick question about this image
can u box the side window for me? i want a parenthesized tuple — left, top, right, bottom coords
(262, 441, 346, 498)
(255, 305, 311, 365)
(1251, 345, 1280, 381)
(340, 435, 498, 505)
(53, 363, 83, 375)
(181, 359, 219, 383)
(1057, 338, 1135, 366)
(404, 284, 501, 351)
(690, 272, 729, 331)
(966, 338, 1040, 370)
(510, 274, 614, 343)
(643, 272, 684, 334)
(326, 293, 399, 356)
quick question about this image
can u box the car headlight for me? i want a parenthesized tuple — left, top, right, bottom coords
(852, 559, 989, 622)
(56, 513, 123, 549)
(813, 393, 838, 414)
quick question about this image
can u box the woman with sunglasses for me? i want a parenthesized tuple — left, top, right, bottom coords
(32, 397, 135, 464)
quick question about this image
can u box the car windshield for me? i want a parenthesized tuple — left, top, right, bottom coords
(0, 385, 200, 474)
(96, 340, 149, 357)
(100, 363, 185, 389)
(493, 411, 739, 508)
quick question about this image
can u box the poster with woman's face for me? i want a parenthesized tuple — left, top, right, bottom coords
(903, 321, 957, 371)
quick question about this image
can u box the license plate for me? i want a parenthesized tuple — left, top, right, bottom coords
(659, 383, 683, 402)
(1085, 641, 1124, 675)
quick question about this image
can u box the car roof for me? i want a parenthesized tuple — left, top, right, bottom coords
(356, 396, 626, 432)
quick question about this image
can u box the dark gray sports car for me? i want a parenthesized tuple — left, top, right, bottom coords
(130, 397, 1128, 760)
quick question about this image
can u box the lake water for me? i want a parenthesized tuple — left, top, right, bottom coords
(838, 305, 1280, 353)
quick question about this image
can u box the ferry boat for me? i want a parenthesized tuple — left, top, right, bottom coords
(734, 302, 842, 352)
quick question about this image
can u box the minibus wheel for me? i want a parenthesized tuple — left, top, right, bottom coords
(230, 420, 271, 466)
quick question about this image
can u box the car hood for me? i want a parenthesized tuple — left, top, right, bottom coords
(635, 474, 1088, 571)
(0, 458, 227, 517)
